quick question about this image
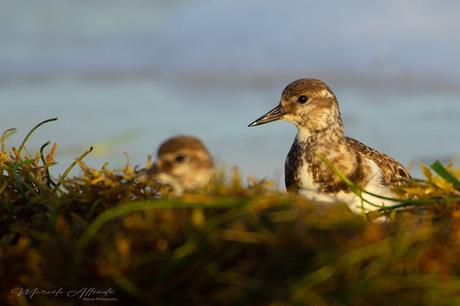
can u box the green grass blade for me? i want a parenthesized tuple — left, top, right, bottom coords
(1, 128, 17, 152)
(39, 141, 57, 188)
(53, 146, 93, 192)
(17, 118, 58, 157)
(431, 161, 460, 189)
(316, 153, 355, 189)
(75, 197, 247, 264)
(378, 196, 460, 211)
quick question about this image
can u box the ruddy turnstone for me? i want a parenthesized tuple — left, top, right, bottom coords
(140, 135, 215, 194)
(248, 78, 410, 214)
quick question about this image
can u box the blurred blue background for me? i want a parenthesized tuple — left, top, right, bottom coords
(1, 0, 459, 182)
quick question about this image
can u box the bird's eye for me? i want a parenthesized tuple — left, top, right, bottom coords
(175, 154, 187, 163)
(297, 95, 309, 104)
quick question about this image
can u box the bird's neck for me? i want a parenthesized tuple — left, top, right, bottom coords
(296, 122, 345, 146)
(295, 121, 356, 167)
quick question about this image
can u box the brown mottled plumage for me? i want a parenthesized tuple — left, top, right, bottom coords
(141, 135, 214, 194)
(249, 78, 411, 214)
(346, 137, 410, 186)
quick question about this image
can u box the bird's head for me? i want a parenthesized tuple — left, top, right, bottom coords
(249, 78, 342, 135)
(154, 135, 214, 192)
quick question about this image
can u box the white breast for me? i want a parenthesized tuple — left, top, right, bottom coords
(297, 159, 397, 214)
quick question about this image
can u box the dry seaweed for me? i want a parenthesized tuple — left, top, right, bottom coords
(1, 120, 460, 306)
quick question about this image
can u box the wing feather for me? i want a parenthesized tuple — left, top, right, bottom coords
(346, 137, 411, 186)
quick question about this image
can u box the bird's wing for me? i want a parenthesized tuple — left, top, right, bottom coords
(346, 137, 411, 186)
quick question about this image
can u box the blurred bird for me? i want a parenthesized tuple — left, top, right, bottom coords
(249, 78, 411, 214)
(140, 135, 214, 194)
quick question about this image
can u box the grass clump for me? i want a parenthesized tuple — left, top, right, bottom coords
(1, 119, 460, 306)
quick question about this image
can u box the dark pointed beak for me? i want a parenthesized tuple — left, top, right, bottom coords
(248, 105, 284, 127)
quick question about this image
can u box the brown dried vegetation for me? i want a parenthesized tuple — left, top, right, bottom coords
(1, 120, 460, 306)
